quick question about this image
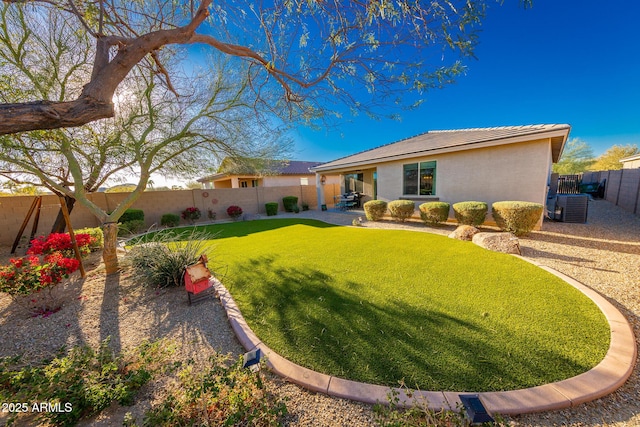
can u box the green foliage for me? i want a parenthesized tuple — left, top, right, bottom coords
(265, 202, 278, 216)
(118, 219, 146, 237)
(160, 213, 180, 227)
(76, 227, 104, 250)
(553, 138, 595, 174)
(492, 201, 543, 236)
(120, 209, 145, 223)
(387, 200, 415, 222)
(105, 184, 137, 193)
(143, 354, 287, 426)
(301, 201, 310, 211)
(128, 229, 214, 288)
(588, 144, 639, 171)
(0, 338, 173, 426)
(418, 202, 450, 225)
(282, 196, 298, 212)
(452, 201, 487, 226)
(363, 200, 387, 221)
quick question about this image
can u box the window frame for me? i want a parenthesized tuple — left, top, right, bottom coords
(402, 161, 437, 196)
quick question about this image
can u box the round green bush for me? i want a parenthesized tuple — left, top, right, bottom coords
(161, 213, 180, 227)
(265, 202, 278, 216)
(282, 196, 298, 212)
(492, 201, 544, 236)
(387, 200, 415, 222)
(363, 200, 387, 221)
(452, 201, 488, 226)
(418, 202, 450, 225)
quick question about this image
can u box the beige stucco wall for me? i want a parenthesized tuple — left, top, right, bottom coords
(622, 159, 640, 169)
(375, 139, 553, 224)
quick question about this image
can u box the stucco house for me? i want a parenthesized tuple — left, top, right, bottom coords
(312, 124, 571, 226)
(198, 159, 339, 189)
(620, 153, 640, 169)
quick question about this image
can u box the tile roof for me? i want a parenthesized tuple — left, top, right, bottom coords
(312, 124, 571, 171)
(198, 160, 320, 182)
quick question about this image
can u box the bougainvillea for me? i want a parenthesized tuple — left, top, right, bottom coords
(226, 205, 243, 220)
(28, 233, 94, 258)
(0, 253, 79, 297)
(181, 207, 201, 221)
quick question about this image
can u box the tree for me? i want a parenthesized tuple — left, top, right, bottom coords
(588, 144, 639, 171)
(0, 5, 288, 273)
(553, 138, 595, 175)
(0, 0, 530, 135)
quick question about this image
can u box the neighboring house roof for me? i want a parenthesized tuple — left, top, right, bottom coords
(197, 160, 321, 182)
(620, 153, 640, 163)
(312, 124, 571, 172)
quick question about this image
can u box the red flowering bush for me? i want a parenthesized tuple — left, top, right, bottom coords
(0, 253, 79, 297)
(181, 207, 202, 222)
(28, 233, 94, 258)
(226, 205, 243, 220)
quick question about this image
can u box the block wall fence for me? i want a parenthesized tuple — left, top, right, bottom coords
(0, 184, 344, 247)
(582, 169, 640, 216)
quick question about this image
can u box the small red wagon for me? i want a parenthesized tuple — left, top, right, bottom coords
(184, 254, 214, 305)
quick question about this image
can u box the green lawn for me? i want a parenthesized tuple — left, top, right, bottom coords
(195, 219, 609, 392)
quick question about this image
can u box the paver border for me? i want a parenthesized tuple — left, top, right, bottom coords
(211, 255, 636, 416)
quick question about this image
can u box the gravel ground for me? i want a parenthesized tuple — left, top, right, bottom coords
(0, 198, 638, 426)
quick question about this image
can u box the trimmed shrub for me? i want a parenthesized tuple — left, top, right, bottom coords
(492, 201, 544, 236)
(76, 227, 104, 250)
(161, 213, 180, 228)
(120, 208, 144, 223)
(388, 200, 415, 222)
(118, 219, 146, 237)
(452, 201, 488, 226)
(265, 202, 278, 216)
(418, 202, 450, 225)
(301, 201, 310, 211)
(363, 200, 387, 221)
(282, 196, 298, 212)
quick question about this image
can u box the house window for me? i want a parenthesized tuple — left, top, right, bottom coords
(252, 180, 259, 187)
(240, 181, 248, 188)
(344, 173, 364, 193)
(403, 161, 436, 195)
(300, 177, 309, 186)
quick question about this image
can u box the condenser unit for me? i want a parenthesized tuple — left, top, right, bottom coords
(555, 194, 589, 223)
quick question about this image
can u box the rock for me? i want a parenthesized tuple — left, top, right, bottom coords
(472, 232, 521, 254)
(448, 225, 479, 241)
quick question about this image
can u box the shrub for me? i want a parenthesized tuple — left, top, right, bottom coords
(143, 354, 287, 427)
(387, 200, 415, 222)
(227, 205, 243, 220)
(418, 202, 450, 225)
(0, 338, 173, 426)
(161, 213, 180, 228)
(120, 208, 144, 223)
(363, 200, 387, 221)
(265, 202, 278, 216)
(293, 204, 300, 213)
(301, 201, 310, 211)
(282, 196, 298, 212)
(128, 229, 214, 288)
(207, 209, 216, 220)
(28, 232, 94, 258)
(453, 201, 488, 226)
(76, 227, 104, 250)
(181, 206, 201, 222)
(118, 219, 146, 237)
(492, 201, 544, 236)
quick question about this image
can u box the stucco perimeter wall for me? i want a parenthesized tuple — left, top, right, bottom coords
(376, 140, 553, 222)
(0, 186, 319, 247)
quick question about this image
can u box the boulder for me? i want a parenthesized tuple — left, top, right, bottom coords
(448, 225, 479, 241)
(472, 232, 521, 255)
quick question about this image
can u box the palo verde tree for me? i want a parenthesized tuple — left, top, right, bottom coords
(0, 0, 530, 135)
(588, 144, 639, 171)
(0, 4, 288, 273)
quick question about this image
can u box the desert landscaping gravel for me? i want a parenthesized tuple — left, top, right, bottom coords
(0, 198, 638, 426)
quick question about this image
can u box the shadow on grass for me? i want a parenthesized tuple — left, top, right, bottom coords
(228, 256, 597, 392)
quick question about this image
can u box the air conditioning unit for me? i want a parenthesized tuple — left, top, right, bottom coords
(555, 194, 589, 223)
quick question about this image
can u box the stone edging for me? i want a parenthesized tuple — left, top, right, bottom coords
(211, 258, 636, 416)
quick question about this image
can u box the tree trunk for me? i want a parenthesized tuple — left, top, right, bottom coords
(51, 196, 76, 234)
(102, 222, 120, 275)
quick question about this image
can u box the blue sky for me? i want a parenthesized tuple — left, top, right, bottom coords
(291, 0, 640, 162)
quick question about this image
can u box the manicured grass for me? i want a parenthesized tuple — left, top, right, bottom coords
(197, 219, 609, 391)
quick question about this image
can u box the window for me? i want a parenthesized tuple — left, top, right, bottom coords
(300, 177, 309, 186)
(403, 161, 436, 195)
(344, 173, 364, 193)
(252, 180, 259, 187)
(240, 181, 248, 188)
